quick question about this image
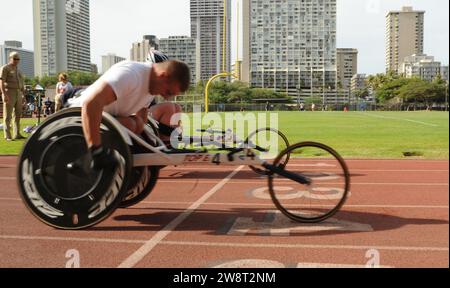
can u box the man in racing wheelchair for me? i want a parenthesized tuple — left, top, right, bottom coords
(68, 51, 190, 170)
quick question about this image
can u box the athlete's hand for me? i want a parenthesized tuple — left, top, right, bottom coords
(90, 145, 120, 171)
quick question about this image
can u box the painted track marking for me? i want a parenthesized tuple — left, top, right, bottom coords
(117, 165, 244, 268)
(0, 235, 447, 253)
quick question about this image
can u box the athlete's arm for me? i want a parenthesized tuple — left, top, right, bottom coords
(82, 80, 117, 148)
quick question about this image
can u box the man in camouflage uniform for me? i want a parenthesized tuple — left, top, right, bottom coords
(0, 51, 25, 141)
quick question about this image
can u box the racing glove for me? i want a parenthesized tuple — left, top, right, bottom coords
(90, 145, 120, 171)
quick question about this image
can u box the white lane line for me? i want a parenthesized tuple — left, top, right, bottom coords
(117, 165, 244, 268)
(2, 177, 449, 186)
(133, 201, 450, 210)
(162, 167, 450, 172)
(355, 112, 440, 127)
(0, 235, 144, 244)
(0, 235, 447, 253)
(1, 198, 448, 209)
(159, 180, 449, 186)
(160, 240, 449, 252)
(0, 177, 449, 187)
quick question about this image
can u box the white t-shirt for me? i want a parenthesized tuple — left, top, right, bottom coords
(56, 81, 73, 94)
(70, 61, 155, 117)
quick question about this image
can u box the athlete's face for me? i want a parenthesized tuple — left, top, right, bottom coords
(159, 79, 181, 99)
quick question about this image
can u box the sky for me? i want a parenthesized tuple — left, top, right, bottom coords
(0, 0, 448, 75)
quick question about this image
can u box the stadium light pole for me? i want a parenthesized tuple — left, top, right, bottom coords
(205, 72, 238, 113)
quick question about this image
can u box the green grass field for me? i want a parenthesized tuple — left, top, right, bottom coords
(1, 111, 448, 159)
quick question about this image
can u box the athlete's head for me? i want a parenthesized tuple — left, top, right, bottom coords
(149, 60, 191, 98)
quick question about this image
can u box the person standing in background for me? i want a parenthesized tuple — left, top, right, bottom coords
(55, 73, 73, 112)
(0, 52, 25, 141)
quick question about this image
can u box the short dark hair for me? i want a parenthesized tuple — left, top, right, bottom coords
(165, 60, 191, 92)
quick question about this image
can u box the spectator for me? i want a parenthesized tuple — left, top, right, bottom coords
(55, 73, 73, 112)
(0, 52, 26, 141)
(299, 103, 305, 111)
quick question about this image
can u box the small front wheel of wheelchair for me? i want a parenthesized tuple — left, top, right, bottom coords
(245, 127, 290, 175)
(268, 142, 350, 223)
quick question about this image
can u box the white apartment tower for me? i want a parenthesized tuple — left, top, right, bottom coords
(101, 53, 126, 74)
(33, 0, 91, 77)
(401, 54, 445, 82)
(242, 0, 337, 100)
(159, 36, 198, 84)
(190, 0, 231, 81)
(386, 6, 425, 74)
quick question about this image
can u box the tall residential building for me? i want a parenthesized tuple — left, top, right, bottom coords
(0, 41, 35, 78)
(386, 6, 425, 74)
(337, 48, 358, 90)
(242, 0, 337, 101)
(33, 0, 91, 77)
(130, 35, 159, 62)
(401, 54, 444, 82)
(190, 0, 231, 81)
(350, 74, 367, 97)
(441, 66, 449, 82)
(159, 36, 197, 84)
(101, 54, 126, 74)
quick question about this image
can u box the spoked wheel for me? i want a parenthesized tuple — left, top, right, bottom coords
(17, 108, 132, 230)
(245, 128, 290, 175)
(120, 166, 159, 208)
(268, 142, 350, 223)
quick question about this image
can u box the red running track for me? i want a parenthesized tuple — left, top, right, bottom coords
(0, 156, 448, 268)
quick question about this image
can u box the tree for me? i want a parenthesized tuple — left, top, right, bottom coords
(399, 79, 446, 105)
(354, 88, 369, 100)
(23, 71, 100, 90)
(375, 77, 412, 103)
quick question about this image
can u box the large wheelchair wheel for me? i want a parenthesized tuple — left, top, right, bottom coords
(120, 166, 159, 208)
(119, 126, 161, 208)
(245, 128, 290, 175)
(17, 108, 132, 230)
(268, 142, 350, 223)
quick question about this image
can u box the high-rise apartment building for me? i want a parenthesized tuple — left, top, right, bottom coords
(350, 74, 367, 97)
(0, 41, 35, 78)
(242, 0, 337, 101)
(130, 35, 159, 62)
(441, 66, 449, 82)
(190, 0, 231, 81)
(401, 54, 445, 82)
(101, 53, 126, 74)
(33, 0, 91, 77)
(159, 36, 197, 84)
(386, 6, 425, 74)
(337, 48, 358, 90)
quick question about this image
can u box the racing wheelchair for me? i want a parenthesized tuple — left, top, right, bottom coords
(17, 108, 350, 230)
